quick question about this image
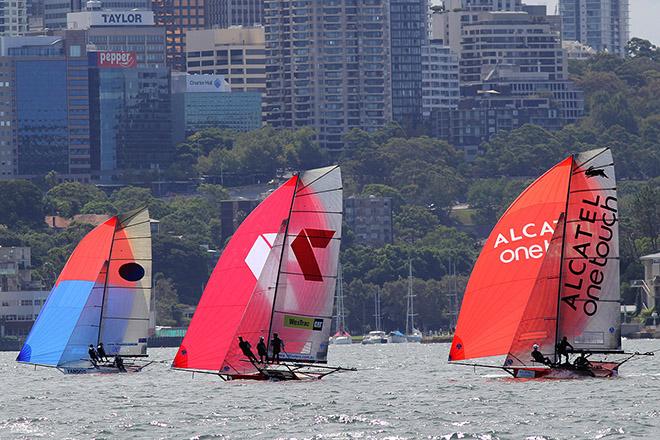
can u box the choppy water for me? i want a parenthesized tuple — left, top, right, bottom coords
(1, 340, 659, 439)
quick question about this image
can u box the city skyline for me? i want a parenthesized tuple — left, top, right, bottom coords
(526, 0, 660, 45)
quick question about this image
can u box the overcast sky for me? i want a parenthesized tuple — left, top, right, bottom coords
(524, 0, 660, 45)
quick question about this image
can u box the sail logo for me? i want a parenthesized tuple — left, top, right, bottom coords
(245, 233, 278, 279)
(291, 229, 335, 281)
(494, 221, 557, 264)
(283, 314, 324, 331)
(561, 195, 617, 317)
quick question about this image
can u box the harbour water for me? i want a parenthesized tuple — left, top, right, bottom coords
(1, 340, 659, 439)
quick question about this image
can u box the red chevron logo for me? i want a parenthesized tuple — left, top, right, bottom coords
(291, 229, 335, 281)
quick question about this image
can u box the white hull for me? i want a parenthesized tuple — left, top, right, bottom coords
(332, 336, 352, 345)
(387, 334, 408, 343)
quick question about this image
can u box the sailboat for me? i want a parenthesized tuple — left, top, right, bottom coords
(330, 264, 352, 344)
(362, 288, 388, 344)
(16, 208, 153, 374)
(405, 260, 422, 343)
(449, 148, 652, 378)
(173, 166, 354, 380)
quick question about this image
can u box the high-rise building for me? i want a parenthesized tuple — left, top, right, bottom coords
(44, 0, 152, 29)
(0, 0, 28, 35)
(264, 0, 391, 152)
(172, 73, 262, 144)
(460, 11, 567, 84)
(205, 0, 262, 28)
(344, 196, 393, 246)
(153, 0, 205, 71)
(559, 0, 629, 56)
(430, 0, 522, 53)
(67, 9, 166, 68)
(185, 26, 265, 93)
(390, 0, 428, 126)
(421, 40, 459, 117)
(0, 32, 92, 181)
(88, 50, 172, 182)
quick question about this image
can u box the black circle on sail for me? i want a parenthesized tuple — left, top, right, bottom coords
(118, 262, 145, 281)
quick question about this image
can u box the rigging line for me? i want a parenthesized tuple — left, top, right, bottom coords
(290, 210, 343, 214)
(116, 219, 152, 230)
(117, 206, 148, 227)
(573, 147, 609, 169)
(272, 311, 333, 320)
(112, 236, 152, 241)
(295, 165, 339, 193)
(279, 271, 338, 279)
(568, 187, 617, 193)
(266, 175, 300, 354)
(294, 187, 343, 197)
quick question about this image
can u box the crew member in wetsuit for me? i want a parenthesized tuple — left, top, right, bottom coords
(97, 342, 108, 363)
(531, 344, 552, 366)
(114, 355, 126, 372)
(556, 336, 574, 364)
(238, 336, 258, 363)
(271, 333, 284, 364)
(256, 336, 267, 363)
(574, 353, 592, 371)
(88, 344, 99, 367)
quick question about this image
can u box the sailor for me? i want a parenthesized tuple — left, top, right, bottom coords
(114, 355, 126, 373)
(531, 344, 552, 366)
(574, 353, 592, 371)
(256, 336, 268, 363)
(556, 336, 574, 364)
(88, 344, 99, 367)
(237, 336, 258, 363)
(271, 333, 284, 364)
(97, 342, 108, 362)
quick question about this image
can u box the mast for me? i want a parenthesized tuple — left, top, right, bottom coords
(374, 287, 382, 331)
(97, 220, 118, 345)
(406, 259, 416, 335)
(337, 264, 346, 333)
(552, 157, 574, 362)
(265, 173, 300, 354)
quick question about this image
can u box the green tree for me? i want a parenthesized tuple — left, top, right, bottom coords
(154, 273, 180, 326)
(0, 180, 45, 228)
(46, 182, 107, 217)
(110, 187, 169, 218)
(626, 38, 659, 60)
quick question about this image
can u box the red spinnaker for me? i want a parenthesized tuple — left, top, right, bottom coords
(173, 178, 298, 370)
(449, 157, 573, 361)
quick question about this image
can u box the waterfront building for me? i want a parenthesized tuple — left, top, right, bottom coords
(0, 32, 92, 181)
(344, 196, 393, 246)
(430, 0, 522, 54)
(67, 9, 166, 68)
(640, 253, 660, 310)
(460, 11, 567, 84)
(421, 40, 459, 117)
(185, 26, 265, 93)
(0, 246, 48, 340)
(88, 49, 172, 182)
(264, 0, 391, 152)
(44, 0, 151, 30)
(152, 0, 205, 71)
(205, 0, 262, 28)
(559, 0, 629, 56)
(172, 73, 262, 143)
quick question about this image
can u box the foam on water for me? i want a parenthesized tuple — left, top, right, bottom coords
(1, 340, 659, 439)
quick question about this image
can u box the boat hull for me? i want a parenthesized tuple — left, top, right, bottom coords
(332, 336, 352, 345)
(511, 361, 620, 379)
